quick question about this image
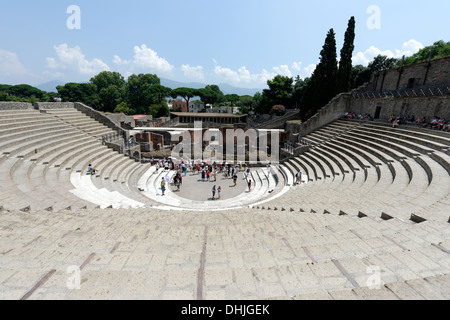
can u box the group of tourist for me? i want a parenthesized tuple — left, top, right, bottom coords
(153, 158, 255, 200)
(421, 116, 449, 131)
(342, 112, 372, 120)
(388, 114, 418, 127)
(388, 114, 449, 131)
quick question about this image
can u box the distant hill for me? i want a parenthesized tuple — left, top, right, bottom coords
(160, 78, 262, 96)
(36, 80, 66, 92)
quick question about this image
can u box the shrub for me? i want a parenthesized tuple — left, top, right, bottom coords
(270, 105, 286, 116)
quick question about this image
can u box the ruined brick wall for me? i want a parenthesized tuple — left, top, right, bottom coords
(369, 56, 450, 92)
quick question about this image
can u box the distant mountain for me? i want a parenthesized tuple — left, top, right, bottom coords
(217, 82, 263, 96)
(36, 80, 66, 92)
(160, 78, 263, 96)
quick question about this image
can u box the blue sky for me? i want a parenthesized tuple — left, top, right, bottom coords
(0, 0, 448, 90)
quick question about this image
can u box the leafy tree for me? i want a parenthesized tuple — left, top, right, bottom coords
(126, 73, 160, 114)
(148, 103, 170, 118)
(335, 16, 356, 94)
(270, 105, 286, 116)
(224, 94, 240, 105)
(114, 102, 135, 115)
(252, 91, 273, 115)
(300, 28, 338, 121)
(90, 71, 126, 92)
(205, 85, 224, 103)
(196, 87, 221, 106)
(368, 55, 399, 74)
(90, 71, 126, 112)
(238, 106, 249, 114)
(57, 82, 99, 106)
(171, 87, 196, 110)
(403, 40, 450, 66)
(291, 76, 310, 108)
(238, 95, 254, 109)
(148, 85, 173, 105)
(6, 84, 44, 100)
(263, 75, 294, 108)
(349, 65, 372, 89)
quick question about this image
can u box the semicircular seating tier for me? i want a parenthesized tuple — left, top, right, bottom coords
(0, 108, 449, 300)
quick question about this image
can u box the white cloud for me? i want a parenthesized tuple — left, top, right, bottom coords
(292, 61, 302, 71)
(0, 49, 27, 76)
(46, 44, 110, 75)
(304, 64, 316, 77)
(113, 44, 174, 76)
(213, 64, 295, 88)
(181, 64, 205, 82)
(272, 65, 292, 78)
(352, 39, 424, 66)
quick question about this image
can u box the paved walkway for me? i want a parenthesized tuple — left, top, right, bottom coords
(168, 170, 248, 202)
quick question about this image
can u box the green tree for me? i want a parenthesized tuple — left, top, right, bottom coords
(90, 71, 126, 112)
(252, 91, 272, 115)
(197, 87, 222, 106)
(149, 85, 173, 105)
(263, 75, 294, 108)
(126, 74, 160, 114)
(403, 40, 450, 66)
(335, 16, 356, 94)
(349, 65, 372, 89)
(300, 28, 338, 121)
(114, 102, 135, 115)
(238, 95, 254, 109)
(91, 71, 126, 92)
(224, 94, 240, 106)
(205, 85, 224, 103)
(57, 82, 99, 106)
(368, 55, 399, 74)
(6, 84, 44, 100)
(148, 103, 170, 118)
(171, 87, 196, 110)
(291, 76, 310, 109)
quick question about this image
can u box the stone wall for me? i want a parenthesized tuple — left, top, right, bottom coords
(369, 56, 450, 92)
(349, 95, 449, 121)
(34, 102, 75, 109)
(73, 102, 123, 134)
(295, 93, 352, 137)
(105, 113, 136, 128)
(287, 57, 450, 139)
(254, 110, 301, 129)
(0, 102, 33, 110)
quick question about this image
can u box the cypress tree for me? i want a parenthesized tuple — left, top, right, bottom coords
(300, 28, 338, 120)
(335, 17, 356, 95)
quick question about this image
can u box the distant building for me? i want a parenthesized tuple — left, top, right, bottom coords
(217, 106, 239, 114)
(172, 99, 188, 112)
(188, 101, 205, 113)
(170, 112, 247, 126)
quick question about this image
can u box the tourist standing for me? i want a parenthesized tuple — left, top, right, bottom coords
(161, 178, 166, 196)
(212, 185, 216, 200)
